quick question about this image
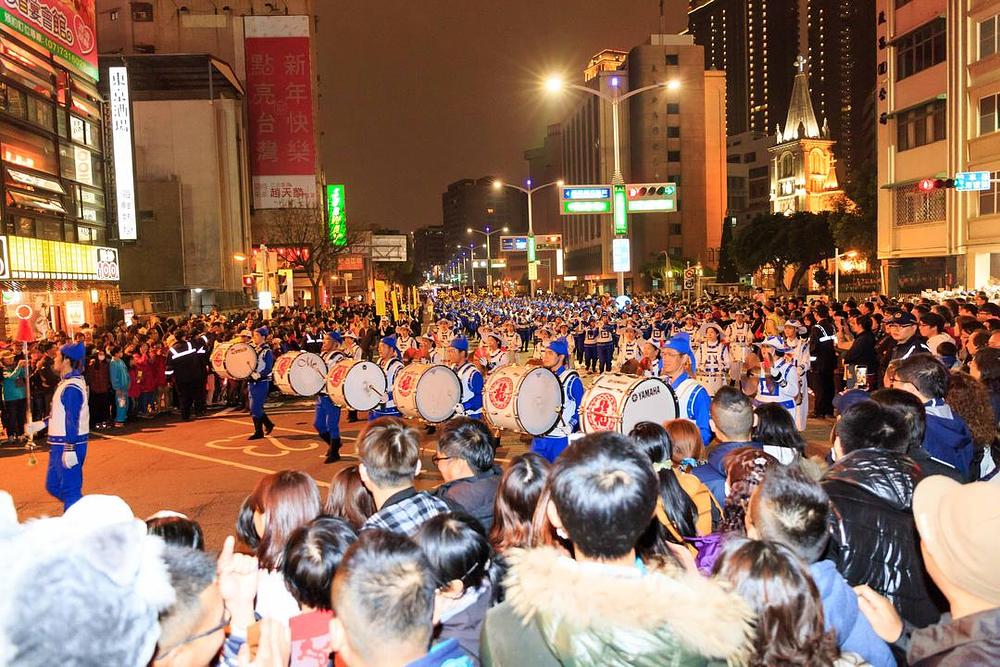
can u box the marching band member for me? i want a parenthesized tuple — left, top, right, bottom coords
(659, 333, 711, 445)
(571, 317, 586, 367)
(583, 318, 599, 372)
(482, 331, 510, 374)
(502, 321, 521, 363)
(396, 323, 417, 354)
(248, 327, 275, 441)
(449, 337, 483, 420)
(725, 310, 754, 383)
(596, 313, 615, 373)
(782, 320, 811, 430)
(754, 336, 800, 421)
(615, 325, 645, 370)
(370, 336, 404, 420)
(557, 323, 575, 369)
(695, 322, 730, 396)
(531, 338, 584, 462)
(317, 331, 345, 463)
(341, 332, 363, 361)
(533, 327, 553, 364)
(425, 334, 447, 365)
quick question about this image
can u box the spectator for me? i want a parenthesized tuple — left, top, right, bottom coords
(946, 371, 998, 480)
(282, 516, 357, 612)
(1, 354, 27, 444)
(415, 513, 496, 662)
(85, 347, 112, 429)
(823, 400, 944, 628)
(432, 417, 502, 532)
(718, 447, 779, 535)
(488, 452, 549, 555)
(856, 478, 1000, 665)
(840, 313, 880, 390)
(357, 417, 450, 535)
(480, 431, 754, 666)
(753, 402, 807, 464)
(870, 388, 965, 482)
(146, 510, 205, 550)
(325, 465, 377, 531)
(713, 538, 866, 666)
(704, 387, 762, 503)
(919, 312, 953, 359)
(665, 417, 712, 475)
(236, 469, 322, 621)
(894, 354, 975, 477)
(329, 530, 472, 667)
(746, 465, 895, 667)
(109, 345, 130, 427)
(970, 347, 1000, 423)
(935, 340, 961, 370)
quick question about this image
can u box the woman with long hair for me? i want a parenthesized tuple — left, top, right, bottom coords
(719, 448, 779, 535)
(236, 469, 322, 621)
(490, 452, 549, 554)
(324, 464, 376, 530)
(713, 538, 857, 666)
(946, 370, 999, 480)
(754, 402, 807, 464)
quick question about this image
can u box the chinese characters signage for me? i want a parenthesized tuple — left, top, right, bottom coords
(244, 16, 317, 209)
(326, 184, 346, 246)
(3, 236, 119, 281)
(109, 66, 137, 240)
(0, 0, 97, 80)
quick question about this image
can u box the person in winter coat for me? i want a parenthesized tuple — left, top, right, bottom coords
(703, 387, 763, 504)
(109, 346, 130, 426)
(480, 432, 754, 667)
(747, 465, 894, 667)
(85, 348, 112, 429)
(432, 418, 502, 533)
(1, 354, 28, 442)
(822, 400, 944, 629)
(855, 477, 1000, 666)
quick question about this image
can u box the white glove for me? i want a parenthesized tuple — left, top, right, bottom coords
(26, 421, 46, 435)
(251, 372, 261, 381)
(454, 403, 465, 415)
(62, 449, 79, 469)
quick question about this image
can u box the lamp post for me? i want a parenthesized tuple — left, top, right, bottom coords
(458, 243, 477, 291)
(833, 248, 859, 302)
(493, 179, 563, 296)
(467, 226, 508, 290)
(546, 76, 679, 296)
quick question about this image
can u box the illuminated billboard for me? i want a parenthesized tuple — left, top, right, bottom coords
(0, 0, 98, 79)
(327, 184, 346, 246)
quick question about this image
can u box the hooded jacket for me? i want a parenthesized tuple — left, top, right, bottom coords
(822, 448, 944, 628)
(810, 560, 895, 667)
(702, 441, 763, 504)
(480, 547, 753, 667)
(922, 411, 974, 479)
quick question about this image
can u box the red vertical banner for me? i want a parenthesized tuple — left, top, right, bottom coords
(244, 16, 317, 209)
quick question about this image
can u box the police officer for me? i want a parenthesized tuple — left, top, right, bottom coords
(887, 310, 931, 361)
(166, 329, 205, 421)
(317, 331, 345, 463)
(248, 326, 275, 440)
(531, 338, 584, 462)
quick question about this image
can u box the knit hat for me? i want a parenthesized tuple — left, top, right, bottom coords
(325, 331, 343, 344)
(661, 333, 696, 374)
(255, 326, 270, 337)
(913, 477, 1000, 605)
(380, 336, 399, 354)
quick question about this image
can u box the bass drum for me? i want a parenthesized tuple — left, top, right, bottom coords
(483, 365, 563, 436)
(273, 351, 328, 397)
(210, 340, 258, 381)
(393, 364, 462, 424)
(326, 359, 387, 412)
(581, 373, 679, 435)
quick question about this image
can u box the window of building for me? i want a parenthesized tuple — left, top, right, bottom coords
(980, 15, 998, 60)
(894, 186, 946, 225)
(1, 127, 58, 174)
(749, 165, 769, 178)
(59, 143, 103, 187)
(809, 149, 828, 175)
(667, 126, 680, 138)
(670, 224, 682, 235)
(665, 54, 679, 66)
(896, 19, 946, 80)
(666, 103, 680, 114)
(897, 99, 946, 150)
(778, 152, 795, 179)
(132, 2, 154, 21)
(743, 151, 756, 163)
(980, 93, 999, 135)
(980, 171, 1000, 215)
(77, 224, 105, 244)
(667, 150, 681, 162)
(37, 217, 63, 240)
(895, 0, 914, 7)
(727, 153, 740, 163)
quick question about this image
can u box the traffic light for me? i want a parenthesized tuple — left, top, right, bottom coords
(242, 274, 255, 295)
(626, 183, 678, 212)
(917, 178, 955, 192)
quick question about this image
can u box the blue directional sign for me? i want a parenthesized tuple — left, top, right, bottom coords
(954, 171, 992, 192)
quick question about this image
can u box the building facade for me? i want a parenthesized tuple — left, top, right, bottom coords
(0, 3, 121, 338)
(412, 225, 446, 277)
(876, 0, 1000, 292)
(441, 177, 527, 276)
(726, 131, 772, 226)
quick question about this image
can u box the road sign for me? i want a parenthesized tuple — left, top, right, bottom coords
(627, 183, 677, 212)
(473, 259, 506, 269)
(559, 185, 612, 215)
(612, 238, 630, 273)
(613, 184, 628, 234)
(500, 235, 529, 252)
(954, 171, 992, 192)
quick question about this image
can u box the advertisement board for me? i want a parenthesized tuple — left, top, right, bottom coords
(108, 66, 137, 240)
(0, 0, 98, 80)
(612, 238, 630, 273)
(3, 237, 119, 281)
(338, 255, 363, 272)
(326, 184, 346, 246)
(244, 16, 317, 209)
(371, 235, 407, 262)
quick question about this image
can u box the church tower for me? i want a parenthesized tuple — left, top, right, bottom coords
(769, 57, 843, 215)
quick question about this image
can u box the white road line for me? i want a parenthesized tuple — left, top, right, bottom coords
(218, 418, 357, 441)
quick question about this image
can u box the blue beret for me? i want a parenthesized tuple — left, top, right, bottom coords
(326, 331, 343, 344)
(450, 337, 469, 352)
(381, 336, 399, 352)
(60, 341, 86, 362)
(545, 337, 570, 358)
(255, 326, 270, 337)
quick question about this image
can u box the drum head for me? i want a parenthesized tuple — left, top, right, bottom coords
(343, 362, 386, 412)
(220, 342, 257, 380)
(415, 365, 462, 423)
(290, 353, 327, 396)
(619, 377, 679, 434)
(515, 367, 563, 436)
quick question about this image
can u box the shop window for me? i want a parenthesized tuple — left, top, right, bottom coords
(14, 215, 32, 236)
(0, 55, 54, 98)
(27, 96, 53, 130)
(980, 171, 1000, 216)
(69, 116, 101, 149)
(132, 2, 154, 21)
(37, 218, 63, 240)
(6, 167, 65, 194)
(8, 190, 66, 215)
(3, 83, 26, 118)
(980, 93, 999, 135)
(70, 77, 102, 120)
(59, 143, 103, 187)
(77, 185, 107, 224)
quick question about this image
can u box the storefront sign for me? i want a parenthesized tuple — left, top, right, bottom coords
(326, 184, 346, 246)
(123, 307, 134, 326)
(338, 255, 363, 271)
(4, 236, 119, 281)
(0, 236, 8, 280)
(612, 238, 630, 273)
(73, 145, 93, 186)
(109, 66, 137, 240)
(244, 16, 317, 209)
(65, 300, 85, 326)
(0, 0, 98, 80)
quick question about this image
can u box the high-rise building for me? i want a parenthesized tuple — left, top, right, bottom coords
(412, 225, 446, 276)
(441, 177, 527, 274)
(876, 0, 1000, 292)
(725, 131, 771, 227)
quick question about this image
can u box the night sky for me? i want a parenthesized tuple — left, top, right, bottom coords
(315, 1, 666, 233)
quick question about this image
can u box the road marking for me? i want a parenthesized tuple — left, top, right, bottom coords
(218, 418, 357, 441)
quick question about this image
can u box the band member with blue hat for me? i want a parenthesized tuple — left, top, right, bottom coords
(755, 336, 800, 418)
(448, 336, 483, 419)
(29, 340, 90, 510)
(532, 337, 584, 462)
(370, 335, 404, 420)
(317, 331, 345, 463)
(659, 332, 711, 445)
(248, 326, 275, 440)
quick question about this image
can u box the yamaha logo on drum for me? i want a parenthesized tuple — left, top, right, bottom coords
(630, 385, 661, 402)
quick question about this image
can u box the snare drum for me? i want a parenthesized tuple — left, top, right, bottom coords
(581, 373, 679, 434)
(210, 340, 258, 381)
(393, 364, 462, 423)
(483, 365, 562, 436)
(325, 359, 387, 412)
(274, 351, 328, 397)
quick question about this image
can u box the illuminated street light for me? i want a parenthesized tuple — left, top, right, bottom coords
(233, 253, 247, 262)
(544, 76, 564, 92)
(493, 178, 564, 296)
(666, 79, 681, 91)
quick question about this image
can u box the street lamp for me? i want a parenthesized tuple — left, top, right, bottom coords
(493, 178, 564, 297)
(458, 243, 477, 291)
(546, 75, 677, 296)
(233, 252, 247, 262)
(467, 225, 508, 289)
(833, 248, 859, 302)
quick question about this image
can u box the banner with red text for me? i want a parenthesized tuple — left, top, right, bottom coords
(244, 15, 317, 209)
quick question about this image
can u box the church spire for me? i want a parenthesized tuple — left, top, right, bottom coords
(782, 56, 821, 140)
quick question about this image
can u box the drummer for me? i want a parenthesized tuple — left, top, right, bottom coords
(482, 331, 510, 374)
(659, 333, 711, 445)
(370, 336, 404, 420)
(316, 331, 345, 463)
(755, 336, 800, 420)
(532, 338, 584, 463)
(248, 326, 275, 441)
(449, 336, 483, 420)
(615, 324, 645, 370)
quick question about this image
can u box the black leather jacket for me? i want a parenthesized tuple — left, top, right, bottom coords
(822, 448, 945, 628)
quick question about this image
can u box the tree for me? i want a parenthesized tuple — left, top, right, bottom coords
(828, 161, 877, 259)
(268, 205, 360, 304)
(732, 211, 835, 292)
(716, 215, 740, 282)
